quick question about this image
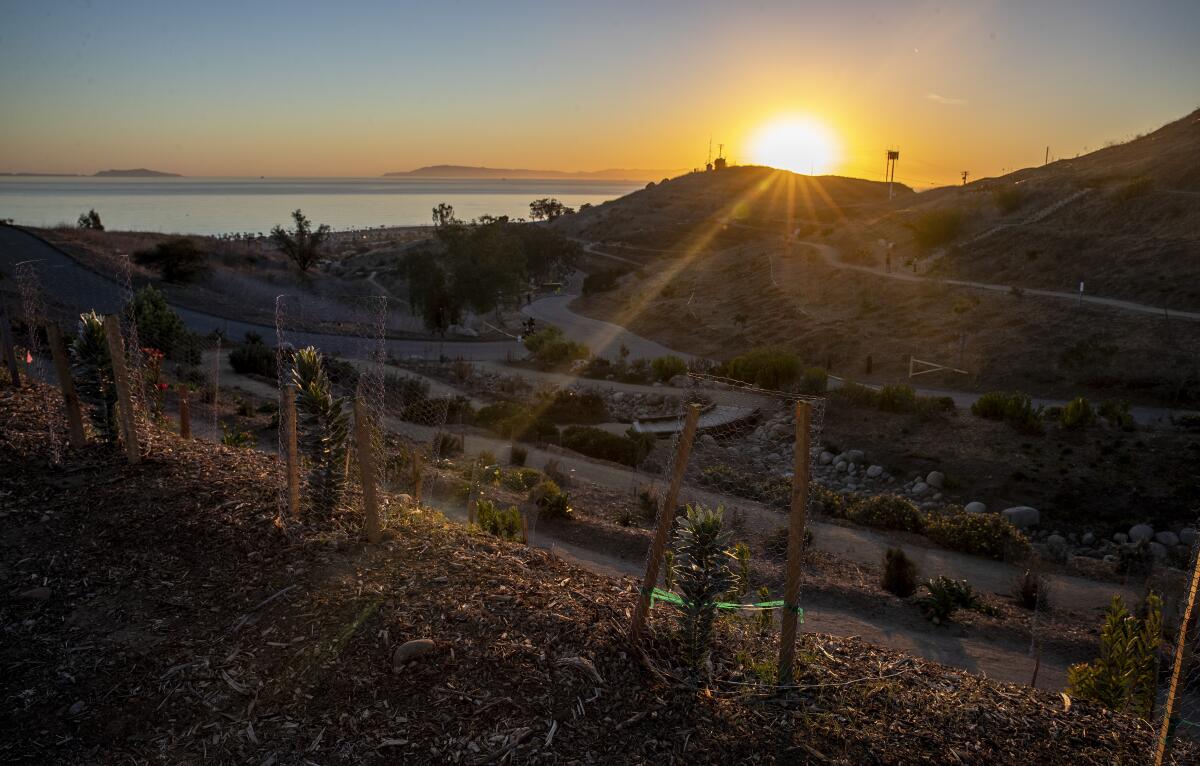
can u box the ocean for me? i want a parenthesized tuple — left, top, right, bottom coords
(0, 176, 643, 236)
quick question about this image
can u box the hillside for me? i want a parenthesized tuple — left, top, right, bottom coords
(552, 166, 912, 250)
(384, 165, 683, 181)
(94, 168, 182, 177)
(0, 384, 1183, 764)
(837, 109, 1200, 309)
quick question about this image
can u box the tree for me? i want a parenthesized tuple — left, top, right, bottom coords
(70, 311, 117, 442)
(431, 202, 460, 228)
(270, 209, 330, 272)
(133, 238, 209, 283)
(529, 197, 574, 221)
(77, 209, 104, 231)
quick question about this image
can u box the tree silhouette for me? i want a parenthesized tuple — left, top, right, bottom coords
(77, 209, 104, 231)
(270, 209, 330, 272)
(529, 198, 574, 221)
(431, 202, 460, 228)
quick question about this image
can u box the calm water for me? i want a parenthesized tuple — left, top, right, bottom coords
(0, 177, 642, 235)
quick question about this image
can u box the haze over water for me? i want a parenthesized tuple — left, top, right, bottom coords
(0, 177, 643, 236)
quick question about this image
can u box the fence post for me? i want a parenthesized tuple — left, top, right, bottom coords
(629, 403, 701, 644)
(177, 384, 191, 439)
(1, 309, 20, 387)
(1155, 546, 1200, 766)
(354, 397, 381, 543)
(778, 399, 812, 686)
(520, 509, 529, 544)
(102, 315, 140, 464)
(411, 450, 424, 505)
(47, 324, 86, 448)
(282, 384, 300, 517)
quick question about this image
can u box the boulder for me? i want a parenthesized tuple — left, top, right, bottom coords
(964, 501, 987, 514)
(836, 461, 848, 473)
(926, 471, 945, 489)
(1113, 532, 1129, 544)
(392, 639, 437, 672)
(845, 449, 866, 464)
(910, 482, 930, 496)
(1155, 531, 1180, 547)
(1129, 524, 1154, 543)
(866, 465, 884, 479)
(1001, 506, 1040, 528)
(667, 374, 690, 388)
(1149, 542, 1169, 560)
(1081, 532, 1096, 546)
(818, 451, 834, 466)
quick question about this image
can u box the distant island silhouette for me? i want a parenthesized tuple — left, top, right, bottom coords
(94, 168, 182, 177)
(383, 165, 681, 181)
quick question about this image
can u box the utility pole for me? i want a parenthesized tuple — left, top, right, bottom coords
(961, 170, 970, 186)
(885, 149, 900, 199)
(1044, 146, 1050, 165)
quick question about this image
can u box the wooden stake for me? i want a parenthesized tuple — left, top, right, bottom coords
(520, 508, 529, 544)
(281, 385, 300, 517)
(778, 400, 812, 686)
(177, 384, 191, 439)
(47, 324, 86, 448)
(102, 315, 140, 464)
(629, 403, 701, 644)
(1155, 546, 1200, 766)
(411, 449, 424, 505)
(1, 308, 20, 387)
(354, 398, 381, 544)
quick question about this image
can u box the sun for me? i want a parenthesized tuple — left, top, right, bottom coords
(749, 117, 839, 175)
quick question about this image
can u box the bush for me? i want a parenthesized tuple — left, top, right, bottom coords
(509, 444, 527, 466)
(1098, 399, 1134, 430)
(637, 485, 659, 522)
(1013, 569, 1047, 610)
(127, 286, 188, 359)
(543, 458, 569, 487)
(877, 384, 916, 413)
(723, 346, 802, 389)
(971, 391, 1044, 435)
(924, 510, 1030, 560)
(810, 484, 849, 518)
(77, 209, 103, 230)
(229, 334, 275, 376)
(651, 355, 688, 383)
(1067, 595, 1162, 719)
(918, 577, 983, 624)
(477, 500, 522, 541)
(913, 395, 956, 421)
(851, 494, 925, 532)
(906, 209, 964, 250)
(670, 505, 736, 669)
(800, 367, 828, 395)
(537, 388, 608, 424)
(830, 381, 879, 408)
(1060, 396, 1095, 429)
(133, 238, 209, 283)
(882, 547, 919, 597)
(220, 423, 256, 448)
(500, 467, 541, 492)
(698, 464, 790, 508)
(524, 326, 588, 367)
(581, 268, 625, 296)
(432, 431, 463, 457)
(561, 425, 655, 467)
(530, 479, 571, 519)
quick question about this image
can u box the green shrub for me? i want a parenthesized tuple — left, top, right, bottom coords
(913, 395, 956, 421)
(730, 542, 752, 600)
(924, 510, 1030, 560)
(561, 425, 654, 467)
(127, 286, 187, 359)
(906, 209, 964, 250)
(432, 431, 463, 458)
(1114, 176, 1153, 203)
(1098, 399, 1134, 430)
(530, 479, 571, 519)
(882, 547, 919, 597)
(851, 494, 925, 532)
(918, 577, 983, 625)
(723, 346, 802, 389)
(229, 334, 275, 376)
(1060, 396, 1095, 429)
(831, 381, 879, 407)
(477, 500, 522, 541)
(651, 355, 688, 382)
(537, 388, 608, 424)
(670, 504, 736, 669)
(810, 484, 849, 518)
(71, 311, 118, 442)
(501, 467, 541, 492)
(524, 326, 588, 367)
(800, 367, 828, 394)
(698, 464, 790, 508)
(292, 347, 350, 515)
(133, 238, 209, 283)
(1067, 595, 1162, 719)
(509, 444, 527, 466)
(220, 422, 256, 448)
(971, 391, 1044, 435)
(877, 384, 916, 413)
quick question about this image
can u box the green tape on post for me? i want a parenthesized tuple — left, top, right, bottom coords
(645, 587, 803, 621)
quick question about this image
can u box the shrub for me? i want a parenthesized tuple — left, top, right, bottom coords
(698, 464, 790, 508)
(637, 485, 660, 522)
(432, 431, 464, 458)
(800, 367, 828, 395)
(220, 423, 256, 448)
(530, 479, 572, 520)
(477, 500, 522, 541)
(723, 346, 802, 389)
(918, 577, 983, 625)
(831, 381, 879, 407)
(882, 548, 919, 597)
(764, 526, 812, 559)
(913, 395, 956, 421)
(127, 286, 187, 359)
(924, 511, 1030, 561)
(77, 209, 103, 230)
(670, 505, 736, 669)
(1013, 569, 1047, 610)
(1098, 399, 1134, 430)
(810, 484, 849, 518)
(1060, 396, 1095, 429)
(509, 444, 527, 466)
(852, 494, 925, 532)
(581, 268, 624, 296)
(730, 542, 752, 600)
(133, 238, 209, 283)
(1114, 176, 1153, 203)
(561, 425, 654, 467)
(500, 467, 541, 492)
(474, 401, 557, 443)
(537, 388, 608, 424)
(70, 310, 117, 442)
(877, 384, 916, 413)
(292, 347, 350, 515)
(906, 209, 964, 250)
(524, 326, 588, 367)
(971, 391, 1045, 435)
(543, 458, 569, 487)
(229, 334, 275, 376)
(651, 355, 688, 383)
(1067, 595, 1162, 719)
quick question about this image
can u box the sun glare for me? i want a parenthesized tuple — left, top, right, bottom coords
(749, 117, 839, 175)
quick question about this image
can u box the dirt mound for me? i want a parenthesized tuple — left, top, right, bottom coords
(0, 385, 1187, 764)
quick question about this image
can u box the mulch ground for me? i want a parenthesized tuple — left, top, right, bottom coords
(0, 384, 1190, 764)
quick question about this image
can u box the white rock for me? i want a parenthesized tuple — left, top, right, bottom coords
(964, 501, 987, 514)
(866, 465, 883, 479)
(1155, 531, 1180, 547)
(392, 639, 437, 672)
(1001, 506, 1040, 528)
(926, 471, 945, 489)
(1129, 524, 1154, 543)
(819, 451, 834, 465)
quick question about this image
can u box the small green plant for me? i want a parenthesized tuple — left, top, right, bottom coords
(477, 499, 522, 540)
(731, 542, 751, 600)
(852, 494, 925, 532)
(432, 431, 463, 458)
(292, 346, 350, 515)
(220, 422, 256, 448)
(756, 586, 773, 632)
(561, 425, 655, 467)
(800, 367, 828, 394)
(1060, 396, 1095, 429)
(881, 547, 918, 597)
(530, 479, 572, 520)
(877, 384, 917, 413)
(637, 485, 660, 521)
(229, 333, 276, 376)
(971, 391, 1045, 435)
(918, 577, 983, 625)
(70, 311, 118, 443)
(524, 326, 589, 367)
(830, 380, 879, 408)
(670, 505, 736, 669)
(663, 550, 676, 592)
(1098, 399, 1134, 430)
(133, 238, 209, 283)
(500, 467, 541, 492)
(924, 510, 1030, 561)
(651, 355, 688, 382)
(1066, 595, 1162, 719)
(509, 444, 527, 466)
(722, 346, 802, 389)
(127, 286, 190, 360)
(1014, 569, 1047, 610)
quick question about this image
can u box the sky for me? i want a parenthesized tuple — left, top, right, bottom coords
(1, 0, 1198, 186)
